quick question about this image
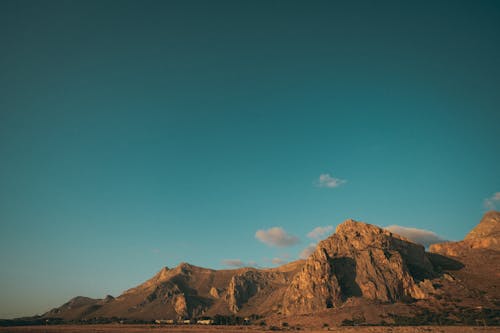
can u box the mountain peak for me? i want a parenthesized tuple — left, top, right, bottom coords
(430, 211, 500, 256)
(332, 219, 410, 248)
(335, 219, 385, 235)
(465, 210, 500, 240)
(282, 218, 435, 314)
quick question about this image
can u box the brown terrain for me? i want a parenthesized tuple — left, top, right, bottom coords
(2, 212, 499, 331)
(0, 324, 499, 333)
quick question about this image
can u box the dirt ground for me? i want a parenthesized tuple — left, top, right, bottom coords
(0, 325, 499, 333)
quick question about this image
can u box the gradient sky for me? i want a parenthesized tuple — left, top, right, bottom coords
(1, 0, 500, 319)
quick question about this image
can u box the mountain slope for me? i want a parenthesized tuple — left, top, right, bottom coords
(43, 295, 114, 321)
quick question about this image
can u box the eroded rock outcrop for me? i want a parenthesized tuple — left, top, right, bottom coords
(174, 294, 188, 317)
(282, 219, 435, 314)
(209, 286, 220, 298)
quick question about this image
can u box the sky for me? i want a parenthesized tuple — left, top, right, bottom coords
(1, 0, 500, 319)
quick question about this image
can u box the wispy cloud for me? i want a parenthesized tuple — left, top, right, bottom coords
(255, 227, 300, 247)
(271, 257, 288, 265)
(384, 225, 446, 248)
(247, 261, 259, 268)
(307, 225, 334, 240)
(300, 226, 334, 259)
(484, 192, 500, 210)
(299, 243, 317, 259)
(222, 259, 245, 267)
(316, 173, 346, 188)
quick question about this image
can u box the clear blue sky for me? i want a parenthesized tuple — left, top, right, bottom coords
(1, 0, 499, 319)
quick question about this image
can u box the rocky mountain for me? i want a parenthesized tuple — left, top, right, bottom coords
(43, 261, 303, 321)
(40, 213, 500, 326)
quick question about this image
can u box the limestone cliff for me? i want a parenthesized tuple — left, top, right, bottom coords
(282, 219, 435, 314)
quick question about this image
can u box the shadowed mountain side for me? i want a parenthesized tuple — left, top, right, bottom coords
(426, 253, 465, 271)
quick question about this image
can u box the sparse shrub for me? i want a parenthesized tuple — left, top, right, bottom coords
(400, 295, 415, 304)
(388, 308, 458, 326)
(341, 315, 366, 326)
(212, 314, 246, 325)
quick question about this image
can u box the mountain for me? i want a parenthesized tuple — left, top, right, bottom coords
(428, 210, 500, 307)
(430, 210, 500, 256)
(39, 213, 500, 326)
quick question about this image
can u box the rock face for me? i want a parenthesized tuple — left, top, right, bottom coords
(282, 219, 435, 314)
(430, 211, 500, 256)
(226, 271, 262, 313)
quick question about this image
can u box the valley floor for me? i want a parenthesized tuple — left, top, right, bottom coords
(0, 325, 499, 333)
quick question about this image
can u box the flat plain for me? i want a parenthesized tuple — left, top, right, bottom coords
(0, 325, 499, 333)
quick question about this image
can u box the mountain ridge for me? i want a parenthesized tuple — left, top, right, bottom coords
(30, 212, 500, 326)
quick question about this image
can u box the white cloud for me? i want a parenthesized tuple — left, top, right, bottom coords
(271, 257, 288, 265)
(255, 227, 300, 247)
(484, 192, 500, 210)
(222, 259, 245, 267)
(247, 261, 259, 268)
(299, 243, 317, 259)
(384, 225, 446, 248)
(307, 225, 334, 240)
(316, 173, 346, 188)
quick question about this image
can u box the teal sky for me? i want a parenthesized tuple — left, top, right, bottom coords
(1, 0, 500, 319)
